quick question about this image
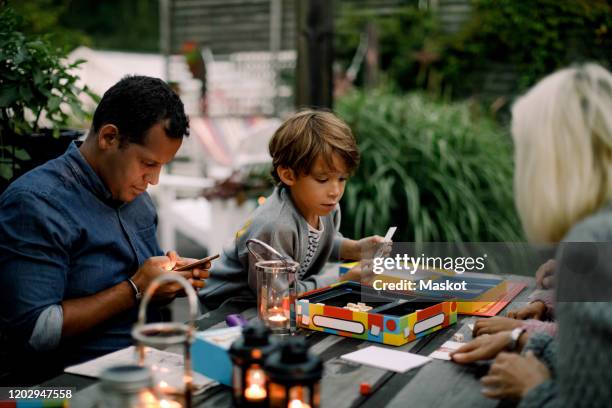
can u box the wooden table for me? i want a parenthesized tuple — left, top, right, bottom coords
(44, 275, 535, 408)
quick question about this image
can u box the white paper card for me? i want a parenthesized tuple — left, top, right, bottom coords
(429, 340, 463, 361)
(65, 346, 214, 393)
(341, 346, 431, 373)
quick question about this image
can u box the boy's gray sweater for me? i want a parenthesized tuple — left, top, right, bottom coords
(199, 186, 344, 310)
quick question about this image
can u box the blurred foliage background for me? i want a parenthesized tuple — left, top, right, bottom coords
(336, 90, 520, 242)
(335, 0, 609, 242)
(9, 0, 159, 52)
(3, 0, 610, 242)
(336, 0, 611, 102)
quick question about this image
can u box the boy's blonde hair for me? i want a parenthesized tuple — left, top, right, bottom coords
(269, 109, 359, 183)
(512, 63, 612, 243)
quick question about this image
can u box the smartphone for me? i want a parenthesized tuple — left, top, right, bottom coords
(173, 254, 220, 271)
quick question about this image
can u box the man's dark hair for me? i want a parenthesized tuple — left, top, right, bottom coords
(91, 75, 189, 145)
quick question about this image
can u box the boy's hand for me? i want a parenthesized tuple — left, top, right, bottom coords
(340, 261, 375, 284)
(343, 236, 392, 261)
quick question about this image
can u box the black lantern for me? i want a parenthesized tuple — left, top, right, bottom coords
(264, 337, 323, 408)
(229, 320, 278, 407)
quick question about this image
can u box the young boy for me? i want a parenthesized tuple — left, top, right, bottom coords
(200, 110, 384, 310)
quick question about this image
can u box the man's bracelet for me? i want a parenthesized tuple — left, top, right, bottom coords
(127, 278, 142, 301)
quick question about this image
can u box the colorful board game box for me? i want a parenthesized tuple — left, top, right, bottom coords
(296, 281, 457, 346)
(340, 262, 525, 316)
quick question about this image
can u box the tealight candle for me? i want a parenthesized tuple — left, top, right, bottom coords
(245, 368, 267, 401)
(267, 307, 289, 331)
(159, 399, 182, 408)
(229, 321, 278, 407)
(288, 400, 311, 408)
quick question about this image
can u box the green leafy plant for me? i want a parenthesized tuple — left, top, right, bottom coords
(335, 5, 442, 92)
(0, 7, 97, 180)
(336, 89, 521, 242)
(443, 0, 611, 96)
(335, 1, 610, 102)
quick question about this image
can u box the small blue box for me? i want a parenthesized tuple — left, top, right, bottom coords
(191, 326, 242, 386)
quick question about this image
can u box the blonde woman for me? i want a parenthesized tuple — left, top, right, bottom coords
(451, 63, 612, 406)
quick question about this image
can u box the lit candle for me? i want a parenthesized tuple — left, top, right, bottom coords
(244, 383, 267, 401)
(288, 399, 311, 408)
(159, 399, 182, 408)
(158, 380, 178, 395)
(267, 307, 288, 328)
(245, 367, 267, 401)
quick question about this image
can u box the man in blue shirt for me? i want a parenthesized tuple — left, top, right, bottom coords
(0, 76, 209, 384)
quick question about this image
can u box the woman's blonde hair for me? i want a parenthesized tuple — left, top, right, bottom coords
(512, 63, 612, 242)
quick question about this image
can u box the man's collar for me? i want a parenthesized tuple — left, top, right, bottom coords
(64, 141, 115, 203)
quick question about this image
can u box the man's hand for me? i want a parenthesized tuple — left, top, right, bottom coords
(451, 332, 513, 364)
(506, 301, 547, 320)
(130, 253, 209, 303)
(166, 251, 210, 293)
(480, 351, 551, 399)
(472, 317, 524, 337)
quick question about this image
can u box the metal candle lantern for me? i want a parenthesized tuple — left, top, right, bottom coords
(264, 337, 323, 408)
(246, 239, 299, 335)
(132, 273, 198, 408)
(229, 320, 278, 407)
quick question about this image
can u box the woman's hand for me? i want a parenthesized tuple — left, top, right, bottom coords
(535, 259, 556, 289)
(451, 332, 513, 364)
(472, 317, 524, 337)
(506, 301, 547, 320)
(480, 351, 551, 399)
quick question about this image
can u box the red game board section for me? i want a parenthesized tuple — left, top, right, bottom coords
(324, 305, 353, 320)
(368, 313, 384, 331)
(468, 281, 526, 317)
(416, 303, 443, 320)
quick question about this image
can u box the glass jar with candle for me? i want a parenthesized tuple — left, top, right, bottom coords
(256, 259, 299, 334)
(132, 273, 199, 408)
(229, 321, 279, 407)
(247, 238, 299, 335)
(264, 337, 323, 408)
(99, 365, 160, 408)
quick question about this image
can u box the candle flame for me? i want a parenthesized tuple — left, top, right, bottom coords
(288, 399, 311, 408)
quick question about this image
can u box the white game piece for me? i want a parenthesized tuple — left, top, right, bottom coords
(452, 333, 464, 342)
(302, 315, 310, 325)
(370, 325, 381, 336)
